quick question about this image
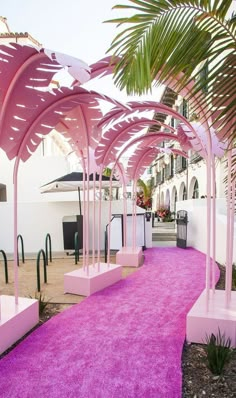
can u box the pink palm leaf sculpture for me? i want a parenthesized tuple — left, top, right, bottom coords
(155, 71, 227, 307)
(90, 56, 225, 280)
(55, 95, 103, 271)
(159, 69, 236, 337)
(89, 56, 119, 80)
(105, 131, 187, 259)
(94, 113, 178, 264)
(178, 122, 226, 159)
(95, 116, 175, 167)
(0, 43, 92, 305)
(0, 43, 90, 161)
(96, 100, 195, 134)
(55, 91, 128, 271)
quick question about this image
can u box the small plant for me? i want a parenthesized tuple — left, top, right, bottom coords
(205, 329, 232, 375)
(29, 292, 50, 316)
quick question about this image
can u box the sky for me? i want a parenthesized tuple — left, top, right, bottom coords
(0, 0, 164, 103)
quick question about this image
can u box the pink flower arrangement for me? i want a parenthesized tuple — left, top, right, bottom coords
(156, 207, 171, 220)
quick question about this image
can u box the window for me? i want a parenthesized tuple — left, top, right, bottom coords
(179, 99, 189, 119)
(182, 99, 188, 118)
(193, 180, 199, 199)
(174, 188, 177, 212)
(175, 156, 187, 173)
(0, 184, 7, 202)
(183, 185, 187, 200)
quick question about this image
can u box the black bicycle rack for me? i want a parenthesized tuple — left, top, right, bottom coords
(45, 233, 52, 265)
(0, 249, 8, 284)
(36, 249, 47, 292)
(17, 234, 25, 266)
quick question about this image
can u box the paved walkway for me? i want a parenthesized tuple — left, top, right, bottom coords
(0, 247, 211, 397)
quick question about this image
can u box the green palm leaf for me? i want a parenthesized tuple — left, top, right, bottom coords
(107, 0, 236, 146)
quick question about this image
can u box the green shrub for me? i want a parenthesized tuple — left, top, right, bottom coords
(205, 329, 232, 375)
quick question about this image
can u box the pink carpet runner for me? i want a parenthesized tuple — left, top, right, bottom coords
(0, 247, 217, 397)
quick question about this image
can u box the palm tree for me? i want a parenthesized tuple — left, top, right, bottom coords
(136, 178, 153, 209)
(107, 0, 236, 153)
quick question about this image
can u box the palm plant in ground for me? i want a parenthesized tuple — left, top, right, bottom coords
(107, 0, 236, 171)
(136, 178, 153, 209)
(29, 292, 51, 316)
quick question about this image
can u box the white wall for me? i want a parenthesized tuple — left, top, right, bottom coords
(176, 199, 236, 264)
(0, 149, 72, 204)
(0, 199, 150, 254)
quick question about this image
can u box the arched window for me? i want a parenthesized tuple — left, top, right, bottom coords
(193, 180, 199, 199)
(174, 189, 177, 212)
(171, 186, 177, 212)
(182, 185, 187, 200)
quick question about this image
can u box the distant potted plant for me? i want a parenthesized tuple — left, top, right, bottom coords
(156, 207, 173, 222)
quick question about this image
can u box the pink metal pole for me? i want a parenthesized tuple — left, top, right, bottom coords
(110, 163, 127, 248)
(97, 166, 103, 271)
(225, 149, 232, 307)
(133, 180, 138, 249)
(107, 170, 114, 267)
(132, 181, 136, 250)
(226, 149, 235, 306)
(86, 156, 90, 275)
(123, 184, 127, 247)
(82, 170, 86, 272)
(205, 134, 212, 312)
(211, 155, 216, 293)
(13, 158, 20, 305)
(77, 153, 86, 272)
(92, 171, 96, 267)
(228, 178, 236, 301)
(115, 163, 127, 247)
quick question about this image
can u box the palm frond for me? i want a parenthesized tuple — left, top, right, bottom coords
(107, 0, 236, 147)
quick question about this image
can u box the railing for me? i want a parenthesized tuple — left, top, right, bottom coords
(17, 234, 25, 266)
(36, 249, 47, 292)
(45, 233, 52, 265)
(0, 250, 8, 284)
(104, 216, 115, 263)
